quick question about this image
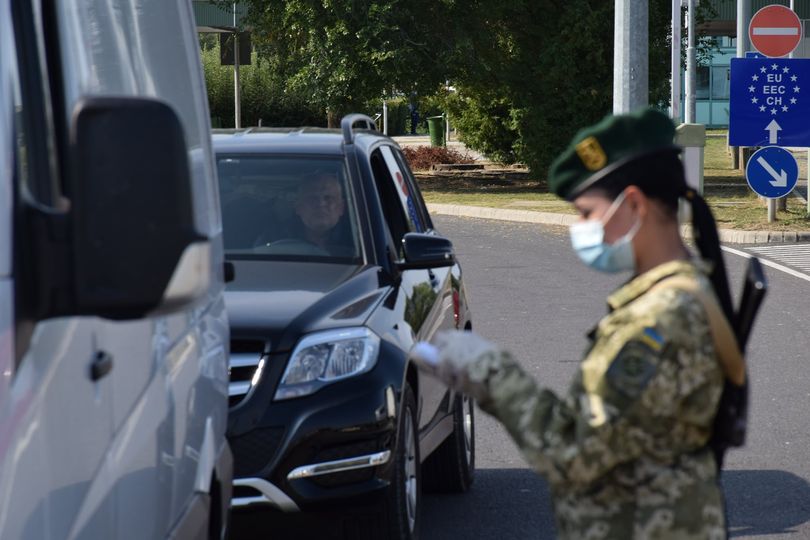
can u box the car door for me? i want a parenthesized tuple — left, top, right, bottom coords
(0, 4, 115, 538)
(371, 145, 452, 437)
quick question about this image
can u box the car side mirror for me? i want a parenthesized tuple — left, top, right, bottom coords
(399, 232, 455, 270)
(19, 97, 211, 322)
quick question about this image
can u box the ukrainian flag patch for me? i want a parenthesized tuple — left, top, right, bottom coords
(639, 327, 665, 352)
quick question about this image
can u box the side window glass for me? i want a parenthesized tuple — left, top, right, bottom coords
(379, 146, 424, 233)
(392, 148, 433, 231)
(370, 150, 409, 258)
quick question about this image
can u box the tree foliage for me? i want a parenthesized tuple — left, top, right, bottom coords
(200, 35, 324, 127)
(230, 0, 456, 125)
(442, 0, 717, 173)
(223, 0, 717, 171)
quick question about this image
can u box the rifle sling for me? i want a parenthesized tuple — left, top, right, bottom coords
(650, 275, 746, 386)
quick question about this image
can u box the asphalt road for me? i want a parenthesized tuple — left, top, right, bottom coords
(420, 215, 810, 540)
(231, 215, 810, 539)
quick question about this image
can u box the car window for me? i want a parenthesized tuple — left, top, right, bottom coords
(216, 155, 363, 264)
(391, 147, 433, 231)
(379, 146, 425, 233)
(370, 149, 411, 259)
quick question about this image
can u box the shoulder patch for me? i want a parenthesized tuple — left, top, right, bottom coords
(606, 340, 658, 399)
(639, 327, 665, 352)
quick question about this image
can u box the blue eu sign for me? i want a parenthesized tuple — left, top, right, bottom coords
(729, 57, 810, 147)
(745, 146, 798, 198)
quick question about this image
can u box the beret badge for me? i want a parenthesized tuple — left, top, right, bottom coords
(575, 136, 607, 172)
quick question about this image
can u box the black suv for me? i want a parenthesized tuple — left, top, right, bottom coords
(214, 115, 475, 539)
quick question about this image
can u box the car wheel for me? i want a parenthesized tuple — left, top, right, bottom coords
(380, 384, 420, 540)
(422, 393, 475, 493)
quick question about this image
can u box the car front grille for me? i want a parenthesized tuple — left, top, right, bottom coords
(228, 340, 268, 408)
(229, 427, 285, 477)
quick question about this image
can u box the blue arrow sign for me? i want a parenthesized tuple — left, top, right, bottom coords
(746, 146, 798, 198)
(729, 58, 810, 147)
(745, 51, 765, 59)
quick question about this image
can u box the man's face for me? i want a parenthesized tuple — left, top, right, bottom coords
(295, 176, 345, 234)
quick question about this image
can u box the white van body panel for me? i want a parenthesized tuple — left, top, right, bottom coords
(0, 0, 230, 538)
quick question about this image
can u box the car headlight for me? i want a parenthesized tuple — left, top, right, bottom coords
(275, 327, 380, 401)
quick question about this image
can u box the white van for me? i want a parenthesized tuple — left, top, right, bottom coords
(0, 1, 232, 539)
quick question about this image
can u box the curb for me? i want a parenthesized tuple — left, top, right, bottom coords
(426, 203, 810, 244)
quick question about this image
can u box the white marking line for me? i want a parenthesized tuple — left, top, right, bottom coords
(722, 245, 810, 283)
(753, 27, 800, 36)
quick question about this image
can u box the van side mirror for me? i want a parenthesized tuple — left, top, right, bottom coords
(18, 97, 210, 321)
(66, 97, 209, 319)
(399, 233, 455, 270)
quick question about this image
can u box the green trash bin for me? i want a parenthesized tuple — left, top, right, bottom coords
(427, 115, 445, 147)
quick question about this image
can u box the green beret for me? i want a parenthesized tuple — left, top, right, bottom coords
(548, 108, 679, 201)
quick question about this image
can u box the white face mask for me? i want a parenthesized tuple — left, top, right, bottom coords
(569, 191, 641, 273)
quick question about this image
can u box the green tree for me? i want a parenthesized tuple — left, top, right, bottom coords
(442, 0, 717, 173)
(230, 0, 456, 126)
(200, 36, 324, 127)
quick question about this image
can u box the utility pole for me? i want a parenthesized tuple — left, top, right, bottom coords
(233, 2, 241, 129)
(671, 0, 682, 122)
(613, 0, 649, 113)
(685, 0, 697, 123)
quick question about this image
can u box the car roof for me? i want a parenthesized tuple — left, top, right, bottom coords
(211, 127, 395, 156)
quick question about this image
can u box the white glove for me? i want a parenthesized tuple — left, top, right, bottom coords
(410, 330, 501, 400)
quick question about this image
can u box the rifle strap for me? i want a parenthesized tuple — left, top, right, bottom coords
(650, 275, 746, 386)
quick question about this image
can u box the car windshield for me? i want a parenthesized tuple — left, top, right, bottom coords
(217, 155, 363, 264)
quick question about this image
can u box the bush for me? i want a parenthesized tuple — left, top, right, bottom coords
(200, 36, 325, 128)
(401, 146, 475, 171)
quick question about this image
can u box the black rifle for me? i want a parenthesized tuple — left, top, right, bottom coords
(710, 257, 767, 468)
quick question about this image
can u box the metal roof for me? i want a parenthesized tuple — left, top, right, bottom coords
(709, 0, 810, 21)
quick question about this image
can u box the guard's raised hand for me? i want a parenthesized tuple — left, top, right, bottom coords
(409, 330, 500, 401)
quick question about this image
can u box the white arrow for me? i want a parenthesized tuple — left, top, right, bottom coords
(756, 156, 788, 187)
(765, 119, 782, 144)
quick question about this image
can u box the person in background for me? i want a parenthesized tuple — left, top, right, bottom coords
(411, 108, 742, 539)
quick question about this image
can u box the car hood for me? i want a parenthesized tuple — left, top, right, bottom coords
(225, 260, 387, 352)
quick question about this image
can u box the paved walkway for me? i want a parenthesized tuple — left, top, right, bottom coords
(426, 203, 810, 244)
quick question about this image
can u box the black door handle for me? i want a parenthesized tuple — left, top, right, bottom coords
(90, 351, 114, 381)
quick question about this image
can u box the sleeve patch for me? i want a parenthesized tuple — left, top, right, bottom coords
(606, 341, 658, 399)
(639, 327, 665, 352)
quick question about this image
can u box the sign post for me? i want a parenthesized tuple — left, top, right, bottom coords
(730, 4, 805, 222)
(749, 5, 802, 58)
(729, 58, 810, 147)
(746, 146, 799, 199)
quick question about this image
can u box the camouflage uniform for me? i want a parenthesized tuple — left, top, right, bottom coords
(466, 260, 726, 539)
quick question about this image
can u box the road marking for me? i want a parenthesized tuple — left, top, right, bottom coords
(722, 245, 810, 283)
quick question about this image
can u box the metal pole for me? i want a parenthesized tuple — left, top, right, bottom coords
(383, 100, 388, 135)
(685, 0, 697, 123)
(671, 0, 682, 122)
(736, 0, 751, 58)
(734, 0, 751, 170)
(233, 3, 241, 129)
(613, 0, 649, 113)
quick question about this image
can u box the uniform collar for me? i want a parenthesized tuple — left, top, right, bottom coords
(607, 259, 707, 310)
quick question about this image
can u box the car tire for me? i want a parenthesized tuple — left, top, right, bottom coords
(422, 393, 475, 493)
(374, 384, 420, 540)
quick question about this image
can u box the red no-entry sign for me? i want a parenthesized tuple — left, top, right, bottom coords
(749, 5, 803, 58)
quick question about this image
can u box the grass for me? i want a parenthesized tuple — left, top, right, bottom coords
(417, 135, 810, 231)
